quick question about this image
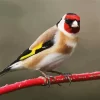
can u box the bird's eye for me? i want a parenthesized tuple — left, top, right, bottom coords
(65, 19, 73, 24)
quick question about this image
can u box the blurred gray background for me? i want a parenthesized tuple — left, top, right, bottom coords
(0, 0, 100, 99)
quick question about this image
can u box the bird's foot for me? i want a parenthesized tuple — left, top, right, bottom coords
(44, 75, 61, 87)
(45, 75, 52, 87)
(61, 73, 72, 85)
(38, 70, 55, 87)
(48, 70, 72, 85)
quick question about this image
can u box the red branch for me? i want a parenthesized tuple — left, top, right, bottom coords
(0, 71, 100, 95)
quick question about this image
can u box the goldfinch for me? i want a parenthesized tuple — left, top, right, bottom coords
(0, 13, 80, 81)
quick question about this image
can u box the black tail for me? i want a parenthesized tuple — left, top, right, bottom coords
(0, 67, 11, 77)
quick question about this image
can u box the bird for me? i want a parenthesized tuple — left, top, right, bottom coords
(0, 13, 80, 84)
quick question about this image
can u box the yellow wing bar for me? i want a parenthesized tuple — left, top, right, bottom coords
(20, 42, 43, 60)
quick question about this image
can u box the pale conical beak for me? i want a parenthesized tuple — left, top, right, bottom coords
(71, 20, 78, 27)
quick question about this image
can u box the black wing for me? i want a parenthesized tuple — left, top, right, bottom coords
(35, 39, 54, 54)
(10, 48, 32, 65)
(0, 39, 54, 76)
(10, 39, 54, 65)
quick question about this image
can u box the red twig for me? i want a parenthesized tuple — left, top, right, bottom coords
(0, 71, 100, 95)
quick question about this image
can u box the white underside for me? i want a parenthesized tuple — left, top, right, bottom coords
(10, 53, 70, 71)
(35, 53, 70, 71)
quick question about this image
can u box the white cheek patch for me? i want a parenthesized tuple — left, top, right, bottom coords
(58, 19, 65, 32)
(57, 14, 66, 34)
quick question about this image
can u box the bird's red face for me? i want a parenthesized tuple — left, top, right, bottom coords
(57, 13, 80, 34)
(64, 13, 80, 34)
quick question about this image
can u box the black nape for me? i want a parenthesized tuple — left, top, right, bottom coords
(56, 18, 62, 26)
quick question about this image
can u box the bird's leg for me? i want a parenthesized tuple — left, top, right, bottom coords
(38, 70, 53, 87)
(48, 70, 72, 85)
